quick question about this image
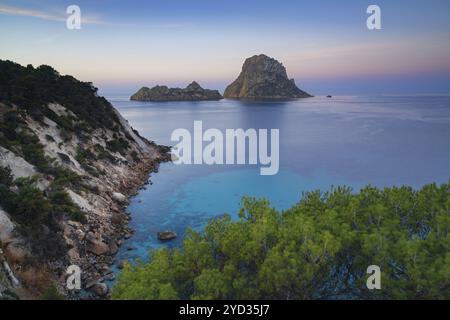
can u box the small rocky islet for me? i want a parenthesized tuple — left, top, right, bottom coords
(130, 81, 223, 102)
(130, 54, 312, 101)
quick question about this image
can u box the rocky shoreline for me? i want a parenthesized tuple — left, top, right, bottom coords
(0, 104, 171, 299)
(64, 146, 171, 299)
(0, 60, 174, 299)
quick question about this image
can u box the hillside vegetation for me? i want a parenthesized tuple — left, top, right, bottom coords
(113, 183, 450, 300)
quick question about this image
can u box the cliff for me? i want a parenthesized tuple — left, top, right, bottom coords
(131, 81, 223, 101)
(224, 54, 312, 99)
(0, 60, 170, 299)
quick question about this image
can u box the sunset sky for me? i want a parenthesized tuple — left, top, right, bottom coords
(1, 0, 450, 95)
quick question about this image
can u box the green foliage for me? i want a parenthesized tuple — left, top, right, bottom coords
(106, 138, 129, 156)
(12, 177, 51, 225)
(41, 284, 65, 300)
(52, 167, 81, 189)
(75, 146, 96, 164)
(94, 144, 117, 163)
(46, 171, 86, 222)
(0, 109, 55, 173)
(0, 167, 81, 257)
(0, 166, 14, 210)
(75, 146, 105, 177)
(113, 183, 450, 300)
(0, 165, 13, 186)
(130, 151, 140, 162)
(0, 60, 122, 131)
(9, 177, 69, 258)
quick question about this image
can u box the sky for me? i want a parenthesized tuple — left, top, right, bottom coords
(1, 0, 450, 95)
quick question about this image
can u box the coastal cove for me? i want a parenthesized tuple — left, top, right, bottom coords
(108, 95, 450, 280)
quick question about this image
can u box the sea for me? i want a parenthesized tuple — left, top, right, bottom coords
(106, 95, 450, 279)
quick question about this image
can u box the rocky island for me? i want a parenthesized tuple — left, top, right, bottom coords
(0, 60, 170, 299)
(224, 54, 312, 100)
(130, 81, 223, 101)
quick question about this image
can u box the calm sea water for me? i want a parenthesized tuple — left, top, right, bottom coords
(107, 95, 450, 274)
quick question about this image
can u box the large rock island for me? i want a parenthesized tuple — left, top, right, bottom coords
(224, 54, 312, 99)
(131, 81, 223, 101)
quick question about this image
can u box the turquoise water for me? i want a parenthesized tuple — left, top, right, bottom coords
(107, 95, 450, 273)
(120, 167, 363, 260)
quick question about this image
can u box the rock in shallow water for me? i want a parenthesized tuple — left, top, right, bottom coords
(157, 231, 177, 241)
(90, 282, 108, 297)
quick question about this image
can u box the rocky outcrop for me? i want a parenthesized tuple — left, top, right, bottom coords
(112, 192, 127, 204)
(0, 209, 14, 244)
(130, 81, 223, 101)
(86, 232, 110, 256)
(224, 54, 312, 100)
(0, 146, 36, 179)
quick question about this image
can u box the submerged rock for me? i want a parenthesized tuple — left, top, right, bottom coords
(90, 282, 108, 297)
(130, 81, 223, 101)
(157, 231, 177, 241)
(224, 54, 312, 100)
(117, 260, 129, 269)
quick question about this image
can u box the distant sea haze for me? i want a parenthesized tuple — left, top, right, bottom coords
(107, 94, 450, 271)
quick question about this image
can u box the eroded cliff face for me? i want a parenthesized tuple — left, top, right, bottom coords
(131, 81, 223, 101)
(0, 60, 170, 299)
(224, 54, 312, 99)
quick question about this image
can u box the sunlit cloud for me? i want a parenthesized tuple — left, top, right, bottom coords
(0, 4, 102, 24)
(0, 4, 194, 28)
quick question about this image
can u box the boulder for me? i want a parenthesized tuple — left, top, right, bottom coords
(103, 273, 115, 281)
(68, 248, 80, 261)
(112, 192, 127, 204)
(0, 146, 36, 179)
(87, 239, 110, 256)
(224, 54, 312, 100)
(90, 282, 108, 297)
